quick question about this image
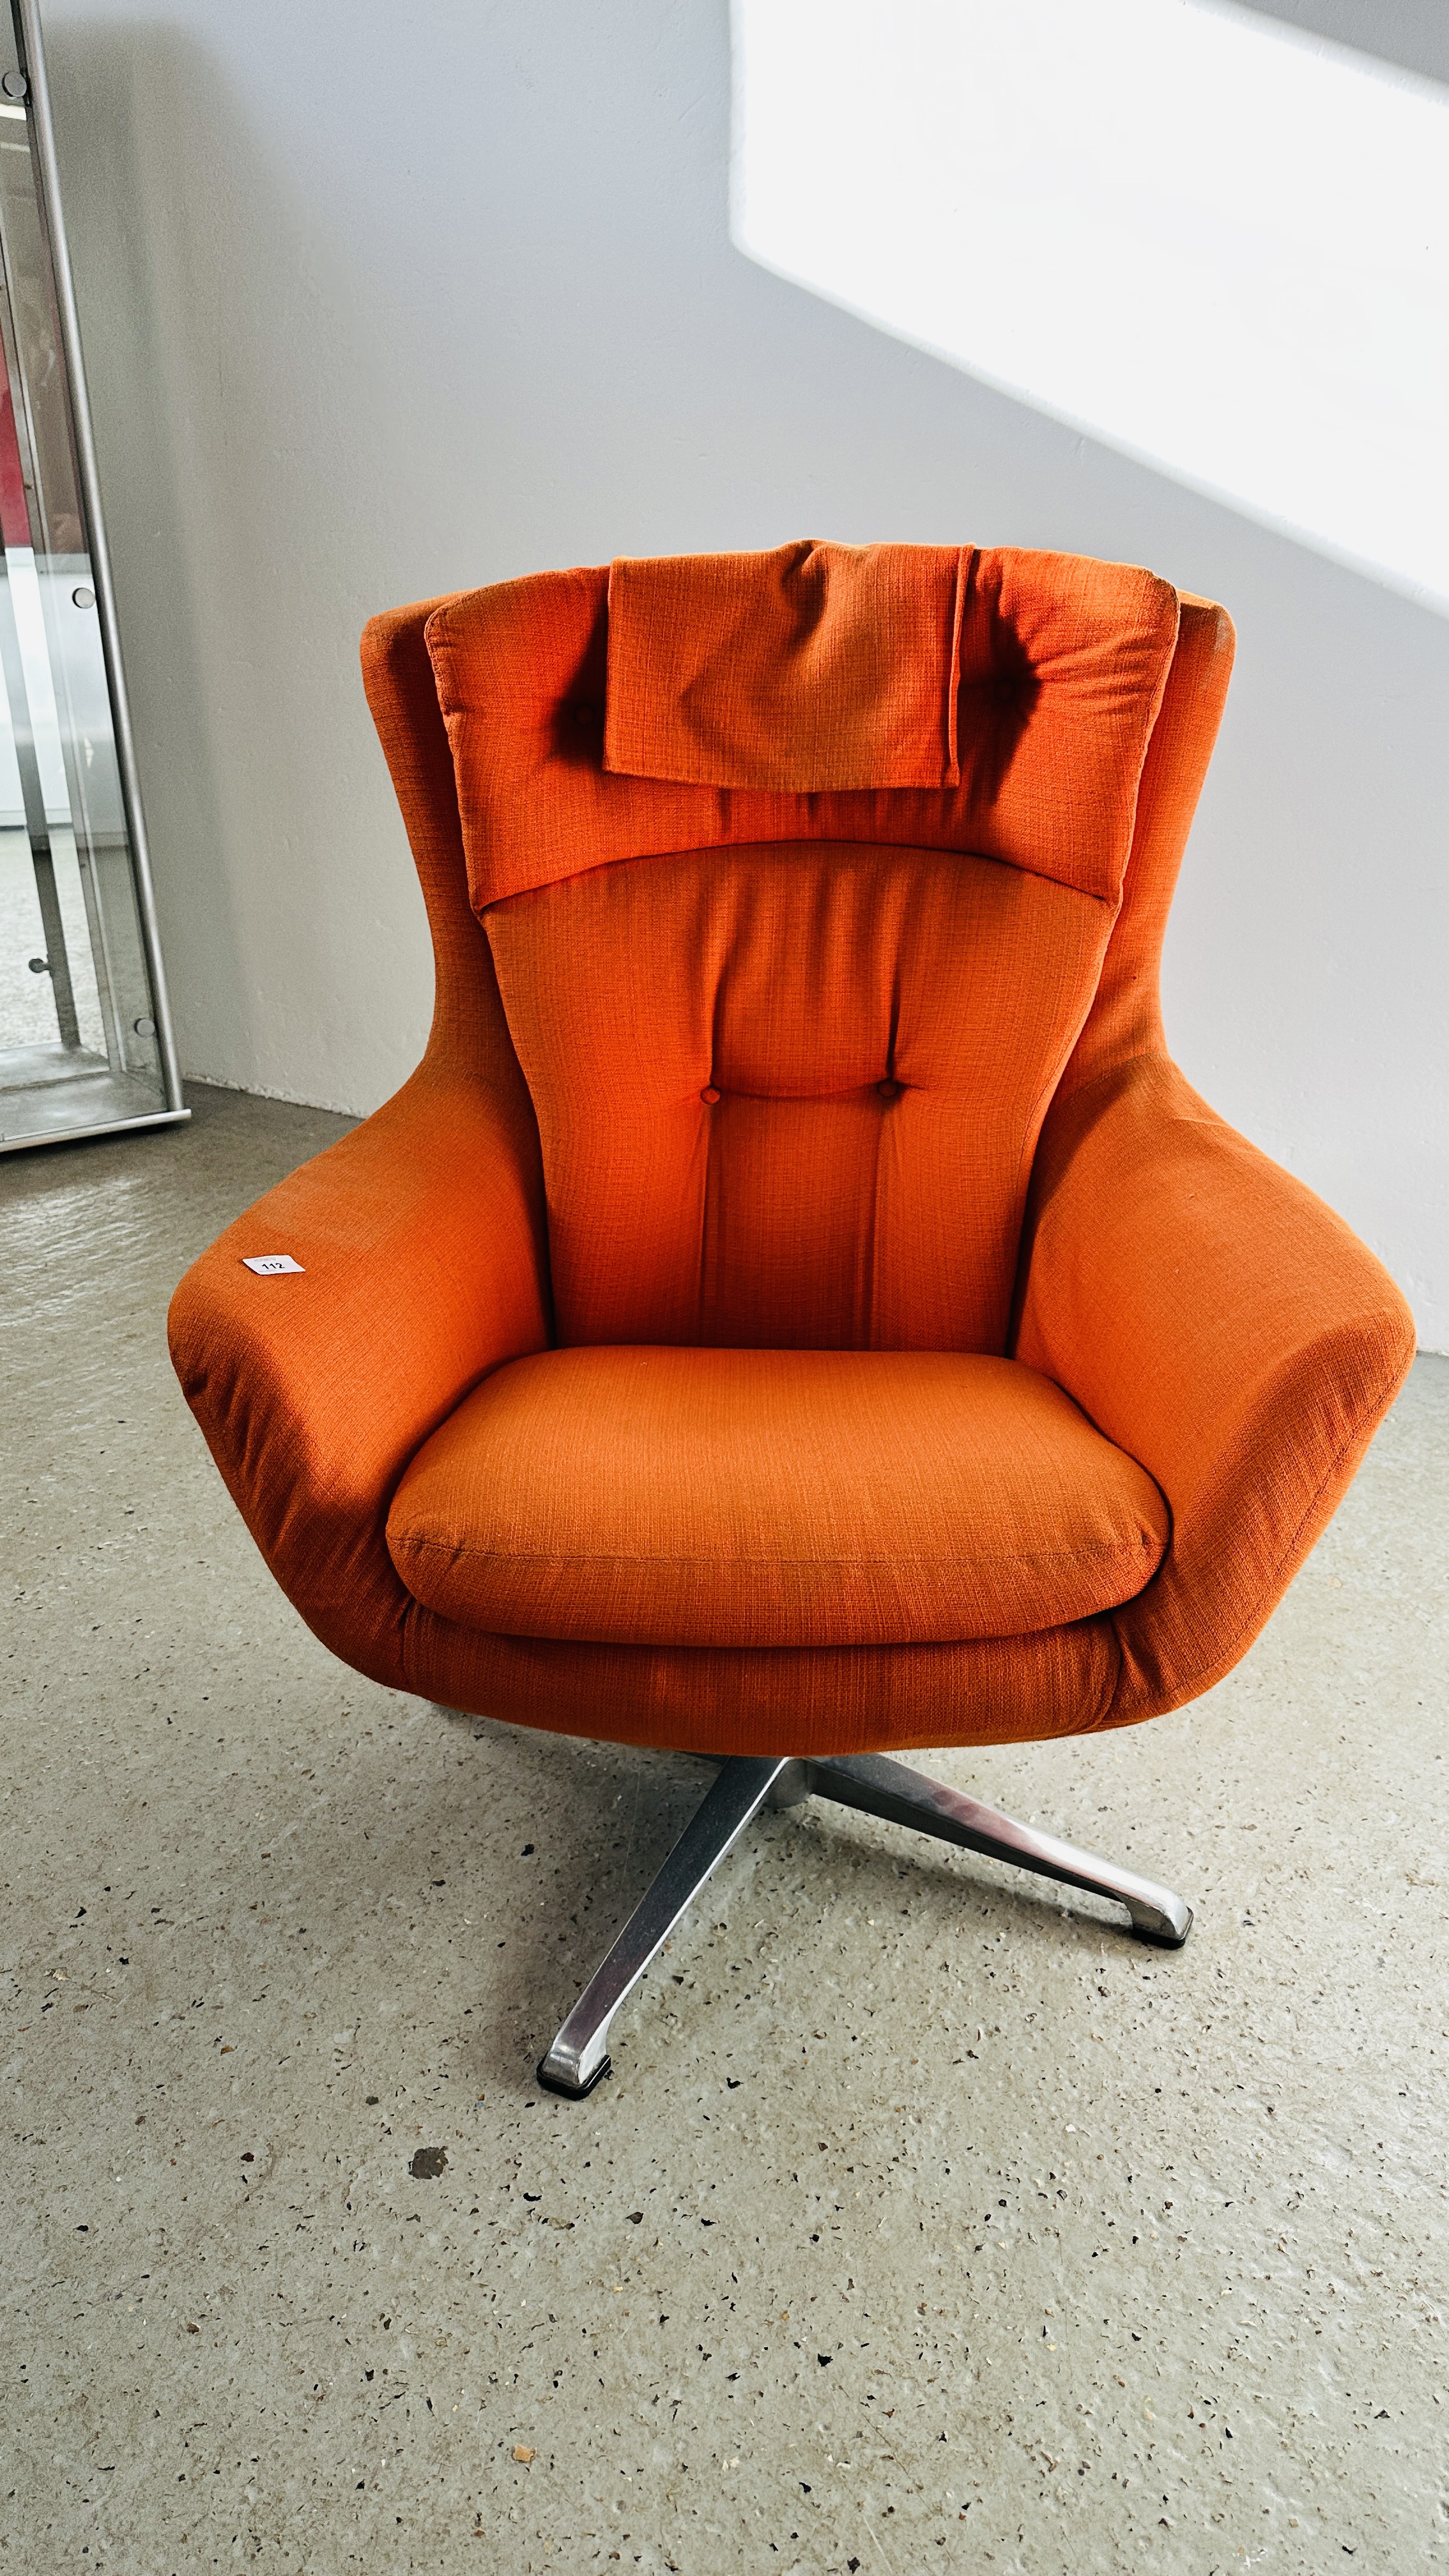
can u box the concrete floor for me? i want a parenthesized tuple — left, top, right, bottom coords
(3, 1083, 1446, 2576)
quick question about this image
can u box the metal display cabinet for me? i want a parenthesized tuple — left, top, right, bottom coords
(0, 0, 183, 1151)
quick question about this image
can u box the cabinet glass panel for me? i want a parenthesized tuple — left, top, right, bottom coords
(0, 0, 182, 1151)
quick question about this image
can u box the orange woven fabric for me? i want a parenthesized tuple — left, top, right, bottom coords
(424, 546, 1179, 909)
(604, 541, 968, 790)
(168, 602, 552, 1692)
(387, 1346, 1168, 1648)
(166, 555, 1415, 1762)
(485, 838, 1110, 1351)
(390, 1618, 1123, 1758)
(1050, 594, 1236, 1104)
(1015, 1054, 1415, 1723)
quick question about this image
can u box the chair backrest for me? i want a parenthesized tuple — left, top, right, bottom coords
(363, 544, 1236, 1354)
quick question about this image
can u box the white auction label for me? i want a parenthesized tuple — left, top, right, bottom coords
(241, 1254, 305, 1275)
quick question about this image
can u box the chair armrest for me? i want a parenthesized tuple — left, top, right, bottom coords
(168, 1062, 549, 1688)
(1015, 1054, 1415, 1722)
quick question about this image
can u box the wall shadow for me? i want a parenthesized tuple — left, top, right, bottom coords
(1242, 0, 1449, 84)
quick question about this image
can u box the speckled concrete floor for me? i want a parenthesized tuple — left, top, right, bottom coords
(3, 1085, 1446, 2576)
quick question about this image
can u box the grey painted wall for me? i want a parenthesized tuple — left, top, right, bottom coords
(43, 1, 1448, 1346)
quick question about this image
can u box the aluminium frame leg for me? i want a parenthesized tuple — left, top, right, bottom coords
(804, 1752, 1192, 1945)
(537, 1755, 794, 2097)
(536, 1751, 1190, 2097)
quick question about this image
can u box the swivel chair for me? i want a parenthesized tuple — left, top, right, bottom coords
(169, 542, 1414, 2096)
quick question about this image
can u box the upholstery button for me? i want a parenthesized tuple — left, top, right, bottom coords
(877, 1077, 900, 1100)
(700, 1085, 721, 1105)
(571, 701, 597, 726)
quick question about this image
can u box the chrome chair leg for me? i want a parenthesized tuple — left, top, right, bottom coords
(535, 1749, 1192, 2097)
(537, 1755, 793, 2097)
(806, 1752, 1192, 1945)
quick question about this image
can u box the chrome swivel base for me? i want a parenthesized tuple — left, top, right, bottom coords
(536, 1752, 1192, 2098)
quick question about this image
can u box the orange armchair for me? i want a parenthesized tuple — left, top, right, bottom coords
(169, 544, 1413, 2094)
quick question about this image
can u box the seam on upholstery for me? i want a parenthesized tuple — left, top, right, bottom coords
(1050, 1041, 1190, 1123)
(863, 1061, 884, 1348)
(475, 840, 1123, 911)
(1015, 970, 1126, 1206)
(705, 1075, 903, 1105)
(371, 1347, 544, 1537)
(1107, 1343, 1413, 1716)
(392, 1535, 1166, 1572)
(1006, 1015, 1148, 1357)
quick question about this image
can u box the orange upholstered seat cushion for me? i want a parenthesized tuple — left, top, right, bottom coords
(385, 1347, 1169, 1650)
